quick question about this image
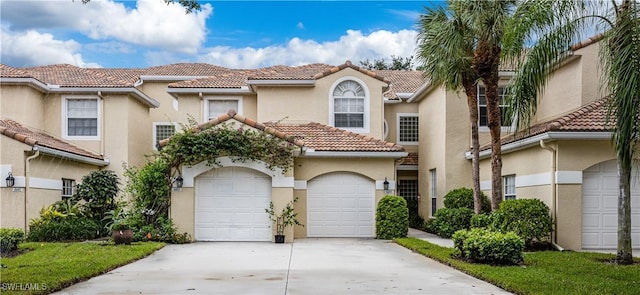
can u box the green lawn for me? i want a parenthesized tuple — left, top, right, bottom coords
(0, 241, 165, 295)
(396, 238, 640, 295)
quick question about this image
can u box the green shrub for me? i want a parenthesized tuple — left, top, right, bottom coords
(405, 198, 424, 229)
(376, 195, 409, 239)
(453, 228, 524, 265)
(73, 170, 120, 234)
(27, 216, 100, 242)
(0, 228, 25, 254)
(129, 215, 191, 244)
(492, 199, 553, 247)
(443, 187, 491, 213)
(423, 217, 437, 234)
(470, 213, 493, 229)
(430, 207, 474, 238)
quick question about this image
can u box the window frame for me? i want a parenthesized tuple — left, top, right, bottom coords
(328, 76, 370, 133)
(204, 96, 243, 122)
(430, 169, 437, 217)
(62, 96, 100, 140)
(397, 113, 419, 145)
(61, 178, 75, 198)
(503, 174, 516, 200)
(477, 85, 513, 131)
(397, 178, 419, 199)
(153, 122, 179, 150)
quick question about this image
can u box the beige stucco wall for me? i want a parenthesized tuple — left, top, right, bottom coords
(256, 68, 388, 139)
(478, 139, 617, 250)
(1, 138, 98, 230)
(0, 85, 46, 129)
(384, 101, 419, 152)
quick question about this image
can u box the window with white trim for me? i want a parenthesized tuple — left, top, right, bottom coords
(478, 86, 511, 127)
(62, 178, 75, 198)
(205, 97, 242, 121)
(504, 174, 516, 200)
(397, 114, 419, 144)
(64, 97, 99, 139)
(397, 179, 418, 199)
(430, 169, 437, 216)
(331, 79, 368, 130)
(153, 123, 177, 149)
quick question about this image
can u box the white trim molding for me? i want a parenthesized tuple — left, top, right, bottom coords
(556, 171, 583, 184)
(480, 170, 585, 191)
(61, 95, 101, 141)
(294, 180, 307, 190)
(396, 113, 419, 146)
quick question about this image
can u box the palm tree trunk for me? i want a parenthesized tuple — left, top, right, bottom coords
(617, 159, 633, 264)
(464, 82, 482, 214)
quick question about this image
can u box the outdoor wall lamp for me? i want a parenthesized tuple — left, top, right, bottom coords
(175, 175, 184, 189)
(383, 177, 389, 193)
(6, 172, 15, 188)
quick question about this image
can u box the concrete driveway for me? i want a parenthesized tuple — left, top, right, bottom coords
(56, 239, 510, 295)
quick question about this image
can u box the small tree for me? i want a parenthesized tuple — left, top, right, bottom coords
(73, 170, 119, 232)
(376, 195, 409, 239)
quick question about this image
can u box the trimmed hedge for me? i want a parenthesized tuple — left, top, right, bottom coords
(27, 216, 100, 242)
(470, 213, 493, 229)
(492, 199, 552, 246)
(0, 228, 25, 254)
(443, 187, 491, 213)
(376, 195, 409, 240)
(430, 208, 474, 238)
(453, 228, 524, 265)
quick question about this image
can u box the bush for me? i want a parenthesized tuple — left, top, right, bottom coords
(470, 213, 493, 229)
(129, 215, 191, 244)
(1, 228, 25, 254)
(453, 228, 524, 265)
(376, 195, 409, 239)
(423, 218, 437, 234)
(74, 170, 120, 234)
(28, 215, 100, 242)
(430, 207, 474, 238)
(443, 187, 491, 213)
(492, 199, 553, 247)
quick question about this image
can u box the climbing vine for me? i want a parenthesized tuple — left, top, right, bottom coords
(160, 121, 297, 172)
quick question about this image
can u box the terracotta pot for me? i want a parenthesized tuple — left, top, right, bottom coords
(112, 229, 133, 245)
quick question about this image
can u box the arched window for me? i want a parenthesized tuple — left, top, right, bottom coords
(330, 78, 368, 130)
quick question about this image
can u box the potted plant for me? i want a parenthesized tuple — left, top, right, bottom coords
(265, 198, 303, 243)
(103, 206, 133, 245)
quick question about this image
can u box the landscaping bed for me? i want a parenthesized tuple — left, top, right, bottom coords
(396, 238, 640, 295)
(0, 241, 164, 295)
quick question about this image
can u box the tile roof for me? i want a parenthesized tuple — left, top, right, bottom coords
(265, 122, 404, 152)
(23, 64, 136, 87)
(482, 97, 612, 150)
(0, 119, 104, 161)
(396, 152, 418, 165)
(158, 110, 404, 153)
(168, 72, 249, 88)
(375, 70, 426, 99)
(143, 63, 231, 76)
(0, 64, 32, 78)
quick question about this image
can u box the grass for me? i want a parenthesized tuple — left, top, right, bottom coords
(0, 241, 165, 295)
(396, 237, 640, 295)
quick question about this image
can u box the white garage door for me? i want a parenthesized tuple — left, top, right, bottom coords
(582, 160, 640, 249)
(195, 167, 271, 241)
(307, 172, 375, 237)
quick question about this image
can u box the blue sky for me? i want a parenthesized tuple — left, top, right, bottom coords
(0, 0, 443, 69)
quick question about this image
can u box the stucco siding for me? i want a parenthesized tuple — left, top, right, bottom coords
(1, 86, 45, 129)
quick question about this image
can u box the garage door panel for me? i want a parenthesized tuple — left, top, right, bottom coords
(582, 160, 640, 249)
(307, 172, 375, 237)
(195, 167, 271, 241)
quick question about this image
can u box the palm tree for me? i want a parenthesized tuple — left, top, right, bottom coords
(415, 3, 484, 214)
(505, 0, 639, 264)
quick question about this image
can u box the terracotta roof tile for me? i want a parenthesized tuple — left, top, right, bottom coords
(375, 70, 426, 99)
(396, 152, 418, 165)
(0, 64, 32, 78)
(265, 122, 404, 152)
(158, 111, 403, 153)
(168, 72, 249, 88)
(143, 63, 231, 76)
(23, 64, 136, 87)
(482, 98, 612, 150)
(0, 119, 104, 160)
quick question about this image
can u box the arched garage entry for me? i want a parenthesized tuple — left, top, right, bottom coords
(195, 167, 271, 241)
(582, 160, 639, 249)
(307, 172, 375, 237)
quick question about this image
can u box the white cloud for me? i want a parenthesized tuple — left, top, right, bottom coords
(0, 28, 100, 68)
(199, 29, 418, 68)
(1, 0, 212, 54)
(297, 22, 304, 30)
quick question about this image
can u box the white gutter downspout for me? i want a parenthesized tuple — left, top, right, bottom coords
(24, 148, 40, 232)
(539, 140, 564, 251)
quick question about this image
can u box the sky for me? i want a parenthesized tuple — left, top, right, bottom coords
(0, 0, 443, 69)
